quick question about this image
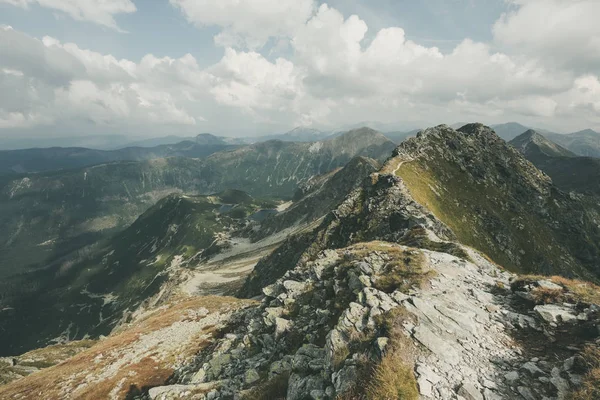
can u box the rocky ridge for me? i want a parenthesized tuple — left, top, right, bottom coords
(1, 124, 599, 399)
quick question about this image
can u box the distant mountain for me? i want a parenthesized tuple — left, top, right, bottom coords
(546, 129, 600, 158)
(200, 127, 396, 198)
(0, 190, 275, 355)
(254, 156, 381, 239)
(0, 135, 135, 151)
(248, 127, 332, 143)
(490, 122, 532, 141)
(510, 130, 600, 195)
(120, 135, 194, 148)
(0, 129, 395, 283)
(383, 129, 421, 144)
(510, 130, 576, 161)
(0, 140, 238, 176)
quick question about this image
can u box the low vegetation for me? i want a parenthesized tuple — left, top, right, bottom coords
(511, 275, 600, 305)
(349, 242, 430, 294)
(568, 345, 600, 400)
(0, 296, 255, 399)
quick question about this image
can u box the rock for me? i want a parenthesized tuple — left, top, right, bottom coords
(263, 307, 285, 327)
(275, 317, 292, 337)
(263, 283, 282, 298)
(418, 377, 434, 398)
(520, 361, 545, 378)
(283, 280, 308, 296)
(375, 337, 389, 356)
(504, 371, 519, 382)
(457, 382, 484, 400)
(516, 386, 536, 400)
(206, 354, 232, 379)
(537, 280, 563, 291)
(534, 304, 577, 324)
(483, 388, 502, 400)
(244, 368, 260, 385)
(332, 365, 358, 394)
(269, 357, 293, 378)
(148, 382, 220, 400)
(413, 325, 461, 365)
(485, 304, 500, 313)
(287, 373, 325, 400)
(505, 312, 540, 330)
(325, 328, 349, 369)
(416, 363, 442, 385)
(550, 367, 570, 398)
(310, 389, 326, 400)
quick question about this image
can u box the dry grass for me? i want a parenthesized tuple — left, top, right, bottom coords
(568, 346, 600, 400)
(0, 296, 255, 400)
(347, 241, 432, 295)
(366, 308, 418, 400)
(513, 275, 600, 305)
(337, 307, 419, 400)
(365, 345, 419, 400)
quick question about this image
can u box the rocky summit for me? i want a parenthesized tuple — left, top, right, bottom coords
(0, 124, 599, 400)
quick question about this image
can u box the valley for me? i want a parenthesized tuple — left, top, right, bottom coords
(0, 124, 599, 400)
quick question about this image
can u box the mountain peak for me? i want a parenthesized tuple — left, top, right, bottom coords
(510, 129, 576, 159)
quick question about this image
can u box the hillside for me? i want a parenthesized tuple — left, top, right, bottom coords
(1, 124, 599, 400)
(392, 124, 600, 279)
(0, 129, 394, 282)
(244, 124, 600, 296)
(0, 140, 237, 176)
(0, 190, 274, 356)
(510, 131, 600, 195)
(546, 129, 600, 158)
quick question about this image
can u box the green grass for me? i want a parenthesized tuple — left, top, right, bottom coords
(395, 157, 598, 280)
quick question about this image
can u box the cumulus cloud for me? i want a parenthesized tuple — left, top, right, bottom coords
(169, 0, 316, 49)
(2, 0, 600, 136)
(0, 0, 136, 31)
(493, 0, 600, 72)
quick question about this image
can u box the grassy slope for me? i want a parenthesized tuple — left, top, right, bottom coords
(0, 190, 273, 356)
(393, 125, 600, 280)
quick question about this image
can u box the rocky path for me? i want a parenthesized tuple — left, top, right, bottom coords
(148, 240, 598, 400)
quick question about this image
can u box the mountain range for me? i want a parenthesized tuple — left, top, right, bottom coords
(0, 123, 599, 400)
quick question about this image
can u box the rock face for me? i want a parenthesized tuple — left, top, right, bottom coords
(154, 243, 599, 400)
(393, 124, 600, 279)
(2, 124, 600, 400)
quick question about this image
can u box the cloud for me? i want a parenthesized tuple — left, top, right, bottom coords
(2, 0, 600, 136)
(169, 0, 315, 49)
(0, 0, 136, 31)
(493, 0, 600, 73)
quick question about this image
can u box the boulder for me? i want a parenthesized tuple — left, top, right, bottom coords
(534, 304, 577, 324)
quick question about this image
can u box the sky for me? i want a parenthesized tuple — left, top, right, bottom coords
(0, 0, 599, 139)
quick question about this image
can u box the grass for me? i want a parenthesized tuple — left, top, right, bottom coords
(336, 307, 419, 400)
(394, 155, 598, 280)
(365, 308, 419, 400)
(512, 275, 600, 305)
(0, 296, 255, 399)
(568, 346, 600, 400)
(350, 242, 431, 294)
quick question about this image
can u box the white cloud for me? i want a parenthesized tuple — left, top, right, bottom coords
(493, 0, 600, 72)
(0, 0, 136, 31)
(170, 0, 315, 49)
(2, 1, 600, 136)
